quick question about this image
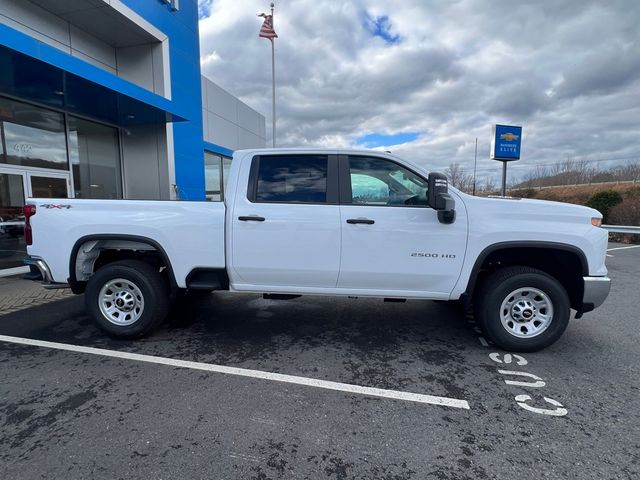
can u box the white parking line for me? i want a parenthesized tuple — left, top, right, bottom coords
(607, 245, 640, 252)
(0, 335, 470, 410)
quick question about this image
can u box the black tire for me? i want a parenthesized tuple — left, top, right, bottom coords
(475, 266, 570, 352)
(85, 260, 169, 339)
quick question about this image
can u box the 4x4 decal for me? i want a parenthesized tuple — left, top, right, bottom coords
(40, 204, 72, 209)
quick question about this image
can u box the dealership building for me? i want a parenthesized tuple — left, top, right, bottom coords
(0, 0, 266, 271)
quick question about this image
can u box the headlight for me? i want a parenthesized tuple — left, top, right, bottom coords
(591, 217, 602, 227)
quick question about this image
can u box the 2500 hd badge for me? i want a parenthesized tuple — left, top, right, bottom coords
(411, 252, 456, 259)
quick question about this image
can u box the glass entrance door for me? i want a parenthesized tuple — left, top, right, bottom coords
(0, 169, 27, 270)
(0, 169, 71, 271)
(26, 172, 71, 198)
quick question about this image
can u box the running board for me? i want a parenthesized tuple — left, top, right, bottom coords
(43, 283, 70, 290)
(263, 294, 302, 300)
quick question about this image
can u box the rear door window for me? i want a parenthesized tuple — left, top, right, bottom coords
(253, 155, 329, 203)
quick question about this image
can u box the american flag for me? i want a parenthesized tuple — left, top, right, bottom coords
(258, 13, 278, 40)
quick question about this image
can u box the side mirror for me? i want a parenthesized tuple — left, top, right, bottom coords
(428, 172, 456, 224)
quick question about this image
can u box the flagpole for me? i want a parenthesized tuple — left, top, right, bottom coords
(270, 2, 276, 148)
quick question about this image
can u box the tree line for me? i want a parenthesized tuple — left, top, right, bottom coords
(444, 158, 640, 193)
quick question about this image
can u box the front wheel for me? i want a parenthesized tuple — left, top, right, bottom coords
(475, 266, 570, 352)
(85, 260, 169, 339)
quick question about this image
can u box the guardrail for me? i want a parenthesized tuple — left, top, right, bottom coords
(603, 225, 640, 234)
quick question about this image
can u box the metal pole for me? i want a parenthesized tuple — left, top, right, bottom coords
(501, 161, 507, 197)
(271, 2, 276, 148)
(472, 137, 478, 196)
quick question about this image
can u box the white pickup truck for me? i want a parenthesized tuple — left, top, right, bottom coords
(24, 149, 610, 351)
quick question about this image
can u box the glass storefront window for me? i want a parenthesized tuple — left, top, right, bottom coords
(68, 116, 122, 199)
(0, 97, 124, 202)
(205, 152, 222, 201)
(0, 96, 128, 272)
(0, 97, 67, 170)
(204, 153, 232, 201)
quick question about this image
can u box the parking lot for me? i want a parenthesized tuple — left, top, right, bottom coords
(0, 243, 639, 479)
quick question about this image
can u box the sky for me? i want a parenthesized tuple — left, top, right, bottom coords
(198, 0, 640, 183)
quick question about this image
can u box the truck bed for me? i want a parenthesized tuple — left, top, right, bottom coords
(27, 199, 226, 288)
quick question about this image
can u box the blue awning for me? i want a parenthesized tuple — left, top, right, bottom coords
(0, 25, 187, 126)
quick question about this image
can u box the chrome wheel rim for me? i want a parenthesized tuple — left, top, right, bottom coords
(499, 287, 553, 338)
(98, 278, 144, 326)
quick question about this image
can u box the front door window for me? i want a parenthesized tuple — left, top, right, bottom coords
(348, 156, 429, 207)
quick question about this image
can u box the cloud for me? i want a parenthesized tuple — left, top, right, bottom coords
(198, 0, 640, 181)
(554, 44, 640, 100)
(485, 81, 551, 118)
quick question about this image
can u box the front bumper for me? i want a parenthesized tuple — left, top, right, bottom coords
(582, 276, 611, 312)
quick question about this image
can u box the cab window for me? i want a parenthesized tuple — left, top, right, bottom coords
(348, 156, 429, 206)
(254, 155, 328, 203)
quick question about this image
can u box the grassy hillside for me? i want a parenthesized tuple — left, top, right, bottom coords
(508, 183, 639, 206)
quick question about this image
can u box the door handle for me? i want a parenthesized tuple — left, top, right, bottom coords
(346, 218, 375, 225)
(238, 215, 266, 222)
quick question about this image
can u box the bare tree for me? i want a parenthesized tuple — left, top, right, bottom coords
(615, 161, 640, 182)
(514, 157, 640, 189)
(444, 162, 474, 192)
(520, 165, 550, 189)
(522, 170, 537, 188)
(574, 158, 594, 185)
(534, 165, 550, 188)
(445, 162, 463, 187)
(481, 176, 497, 193)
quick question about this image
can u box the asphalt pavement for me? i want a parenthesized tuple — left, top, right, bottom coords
(0, 243, 638, 479)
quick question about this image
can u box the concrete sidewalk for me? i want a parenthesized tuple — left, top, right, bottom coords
(0, 275, 73, 316)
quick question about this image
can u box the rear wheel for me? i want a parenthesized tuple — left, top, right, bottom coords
(85, 260, 169, 338)
(475, 266, 570, 352)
